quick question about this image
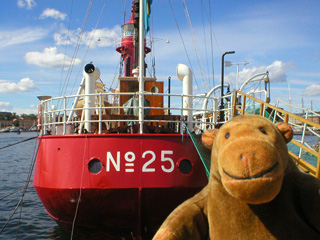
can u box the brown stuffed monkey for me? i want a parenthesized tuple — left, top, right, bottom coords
(153, 114, 320, 240)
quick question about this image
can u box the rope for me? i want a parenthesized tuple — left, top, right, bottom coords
(0, 136, 37, 150)
(70, 0, 109, 96)
(59, 0, 74, 95)
(0, 137, 40, 235)
(150, 12, 155, 77)
(200, 0, 210, 89)
(0, 187, 24, 201)
(70, 135, 87, 239)
(109, 56, 122, 90)
(0, 134, 39, 235)
(207, 0, 216, 88)
(167, 0, 200, 92)
(16, 136, 40, 239)
(122, 0, 128, 24)
(56, 0, 93, 112)
(182, 0, 208, 92)
(182, 121, 210, 178)
(59, 0, 93, 107)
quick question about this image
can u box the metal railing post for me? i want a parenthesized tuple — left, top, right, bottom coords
(241, 95, 246, 115)
(43, 101, 47, 135)
(180, 94, 184, 134)
(233, 91, 238, 117)
(259, 103, 264, 116)
(99, 92, 102, 134)
(213, 98, 218, 126)
(63, 96, 67, 135)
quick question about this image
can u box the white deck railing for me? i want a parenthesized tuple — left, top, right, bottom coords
(38, 91, 234, 135)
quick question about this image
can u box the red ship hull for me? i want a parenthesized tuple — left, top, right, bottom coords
(33, 133, 207, 238)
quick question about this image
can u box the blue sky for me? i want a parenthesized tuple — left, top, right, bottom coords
(0, 0, 320, 114)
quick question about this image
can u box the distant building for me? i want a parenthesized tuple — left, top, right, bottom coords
(0, 112, 37, 130)
(19, 117, 37, 129)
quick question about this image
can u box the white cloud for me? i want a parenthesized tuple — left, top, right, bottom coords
(25, 47, 81, 69)
(226, 60, 287, 85)
(0, 102, 12, 111)
(0, 78, 37, 94)
(304, 84, 320, 96)
(54, 26, 121, 48)
(17, 0, 36, 10)
(53, 27, 78, 46)
(266, 61, 287, 82)
(0, 28, 48, 48)
(40, 8, 67, 20)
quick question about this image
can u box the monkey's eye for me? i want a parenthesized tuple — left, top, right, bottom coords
(225, 132, 230, 139)
(259, 127, 267, 135)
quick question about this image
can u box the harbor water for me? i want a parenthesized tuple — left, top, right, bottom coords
(0, 132, 319, 239)
(289, 134, 320, 167)
(0, 132, 72, 240)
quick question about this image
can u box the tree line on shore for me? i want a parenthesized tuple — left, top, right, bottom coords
(0, 112, 37, 121)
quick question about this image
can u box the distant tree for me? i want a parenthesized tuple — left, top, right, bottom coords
(20, 113, 37, 120)
(0, 112, 37, 121)
(13, 119, 19, 127)
(28, 114, 37, 120)
(0, 112, 14, 120)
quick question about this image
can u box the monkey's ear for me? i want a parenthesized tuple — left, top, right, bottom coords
(275, 122, 293, 143)
(202, 129, 219, 150)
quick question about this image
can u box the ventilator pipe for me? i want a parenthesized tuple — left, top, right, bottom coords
(177, 64, 193, 129)
(83, 63, 100, 132)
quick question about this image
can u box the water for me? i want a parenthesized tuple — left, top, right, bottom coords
(0, 132, 319, 239)
(0, 133, 71, 240)
(289, 135, 320, 167)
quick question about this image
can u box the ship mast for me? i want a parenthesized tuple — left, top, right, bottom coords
(116, 0, 151, 133)
(116, 0, 151, 77)
(138, 0, 145, 133)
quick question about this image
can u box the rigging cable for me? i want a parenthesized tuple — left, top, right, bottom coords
(167, 0, 200, 92)
(208, 0, 216, 88)
(109, 56, 122, 90)
(56, 0, 93, 112)
(0, 136, 37, 150)
(70, 135, 87, 240)
(69, 0, 109, 96)
(200, 0, 210, 90)
(16, 136, 40, 239)
(146, 11, 154, 78)
(122, 0, 128, 24)
(150, 12, 155, 77)
(60, 0, 93, 99)
(182, 0, 208, 93)
(0, 136, 40, 235)
(59, 0, 74, 96)
(0, 186, 24, 201)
